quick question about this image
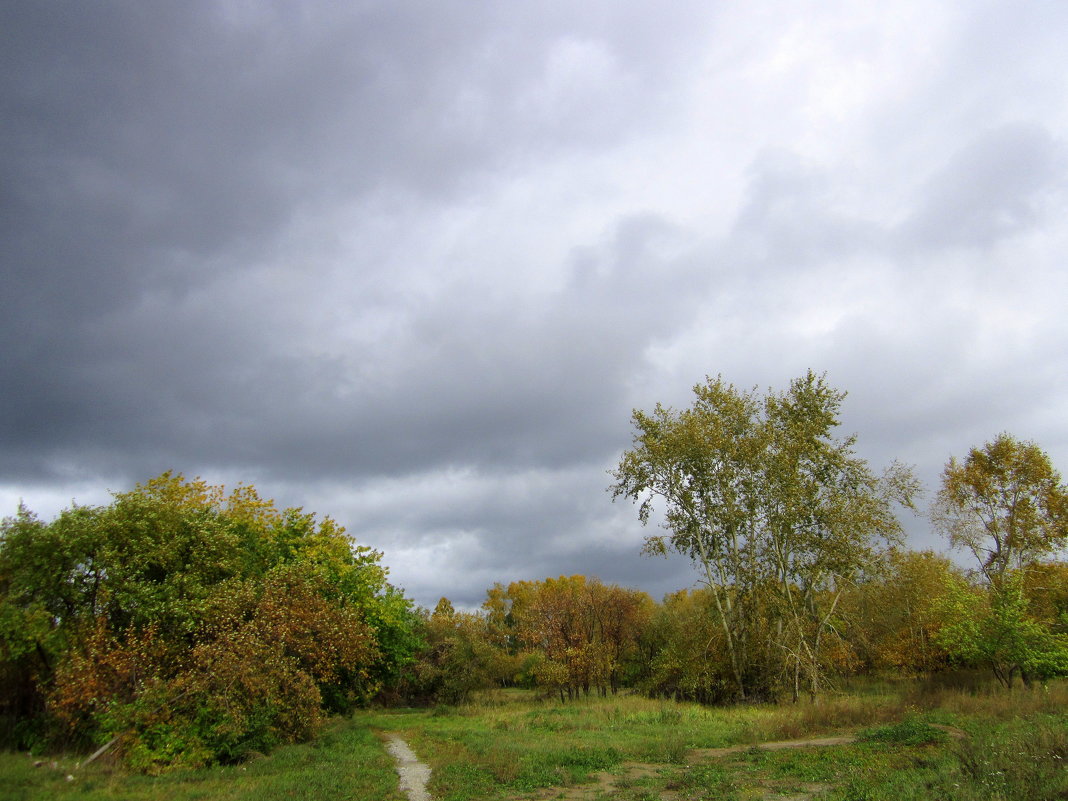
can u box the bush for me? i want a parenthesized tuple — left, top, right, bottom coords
(0, 473, 419, 769)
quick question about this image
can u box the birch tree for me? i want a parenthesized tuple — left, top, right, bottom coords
(611, 371, 917, 701)
(933, 433, 1068, 586)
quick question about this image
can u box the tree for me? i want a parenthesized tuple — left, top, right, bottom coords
(636, 588, 766, 704)
(933, 434, 1068, 586)
(400, 599, 498, 705)
(0, 473, 419, 767)
(840, 550, 956, 674)
(936, 571, 1068, 688)
(500, 576, 651, 700)
(932, 435, 1068, 687)
(611, 371, 917, 701)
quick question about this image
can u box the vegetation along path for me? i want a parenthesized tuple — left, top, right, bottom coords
(520, 726, 968, 801)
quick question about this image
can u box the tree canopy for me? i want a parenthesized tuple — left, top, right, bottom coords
(611, 371, 919, 701)
(933, 433, 1068, 585)
(0, 473, 421, 770)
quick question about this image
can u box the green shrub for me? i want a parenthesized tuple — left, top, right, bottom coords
(859, 718, 948, 746)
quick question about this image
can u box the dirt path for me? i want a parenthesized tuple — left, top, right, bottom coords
(689, 733, 859, 759)
(384, 735, 434, 801)
(685, 724, 963, 763)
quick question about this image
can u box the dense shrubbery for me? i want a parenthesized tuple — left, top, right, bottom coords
(0, 473, 422, 770)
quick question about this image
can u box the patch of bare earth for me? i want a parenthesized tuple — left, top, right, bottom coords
(689, 734, 858, 760)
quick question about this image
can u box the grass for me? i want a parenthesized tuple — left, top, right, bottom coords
(0, 717, 403, 801)
(858, 717, 949, 746)
(3, 678, 1066, 801)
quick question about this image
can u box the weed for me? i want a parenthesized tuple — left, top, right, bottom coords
(859, 718, 948, 746)
(950, 715, 1068, 800)
(680, 764, 741, 800)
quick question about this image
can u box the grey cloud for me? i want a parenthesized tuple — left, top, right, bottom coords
(5, 1, 1068, 609)
(898, 124, 1065, 250)
(1, 1, 715, 486)
(730, 149, 886, 268)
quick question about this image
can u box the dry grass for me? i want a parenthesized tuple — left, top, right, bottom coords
(903, 673, 1068, 719)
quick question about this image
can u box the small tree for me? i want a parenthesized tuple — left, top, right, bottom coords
(932, 435, 1068, 686)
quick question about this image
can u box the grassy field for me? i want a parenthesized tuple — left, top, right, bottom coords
(4, 678, 1066, 801)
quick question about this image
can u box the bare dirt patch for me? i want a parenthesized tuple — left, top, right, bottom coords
(690, 733, 858, 760)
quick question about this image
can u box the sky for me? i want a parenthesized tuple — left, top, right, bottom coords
(3, 1, 1067, 609)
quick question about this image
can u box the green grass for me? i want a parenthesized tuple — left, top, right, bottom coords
(0, 717, 402, 801)
(859, 717, 949, 746)
(3, 679, 1066, 801)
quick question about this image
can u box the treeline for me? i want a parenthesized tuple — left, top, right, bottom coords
(402, 576, 654, 704)
(2, 374, 1067, 772)
(612, 373, 1068, 701)
(399, 550, 1067, 707)
(409, 374, 1068, 707)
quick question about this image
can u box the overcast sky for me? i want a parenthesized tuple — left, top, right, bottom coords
(3, 1, 1067, 608)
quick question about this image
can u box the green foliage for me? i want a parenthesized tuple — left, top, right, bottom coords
(936, 572, 1068, 687)
(612, 371, 918, 702)
(859, 718, 947, 746)
(402, 605, 498, 705)
(932, 435, 1068, 688)
(0, 472, 418, 769)
(0, 716, 405, 801)
(636, 588, 762, 704)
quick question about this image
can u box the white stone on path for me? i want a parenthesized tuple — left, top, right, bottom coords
(385, 735, 434, 801)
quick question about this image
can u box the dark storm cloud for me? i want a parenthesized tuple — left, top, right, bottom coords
(1, 1, 711, 483)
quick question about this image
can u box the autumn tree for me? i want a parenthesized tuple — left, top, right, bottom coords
(839, 550, 956, 674)
(933, 434, 1068, 585)
(932, 435, 1068, 687)
(611, 371, 918, 702)
(502, 576, 651, 700)
(399, 598, 500, 705)
(636, 588, 774, 703)
(0, 473, 420, 767)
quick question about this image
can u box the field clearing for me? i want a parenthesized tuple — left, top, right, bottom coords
(3, 678, 1066, 801)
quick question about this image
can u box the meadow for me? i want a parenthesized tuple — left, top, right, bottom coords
(3, 676, 1066, 801)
